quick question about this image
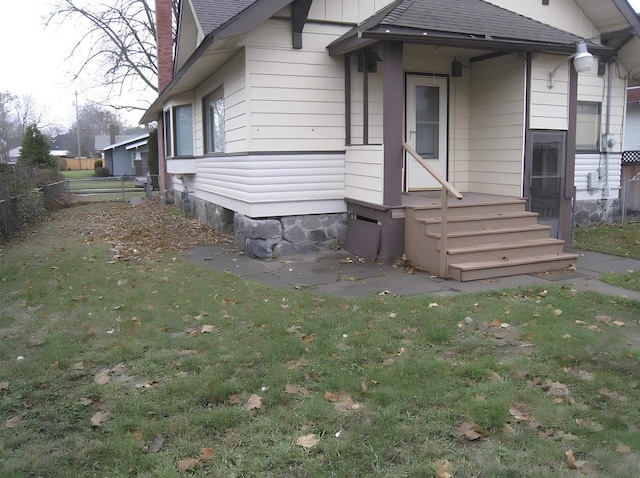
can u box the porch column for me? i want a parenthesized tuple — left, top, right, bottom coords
(561, 65, 578, 241)
(383, 41, 404, 206)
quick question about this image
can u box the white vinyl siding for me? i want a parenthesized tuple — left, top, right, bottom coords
(530, 54, 569, 131)
(308, 0, 395, 23)
(181, 153, 346, 217)
(469, 54, 526, 196)
(243, 20, 347, 152)
(624, 103, 640, 151)
(344, 145, 384, 204)
(194, 51, 247, 156)
(575, 153, 621, 201)
(348, 57, 384, 145)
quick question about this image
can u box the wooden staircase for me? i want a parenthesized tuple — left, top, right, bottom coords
(404, 197, 578, 281)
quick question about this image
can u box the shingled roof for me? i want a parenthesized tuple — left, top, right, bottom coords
(329, 0, 614, 56)
(190, 0, 260, 35)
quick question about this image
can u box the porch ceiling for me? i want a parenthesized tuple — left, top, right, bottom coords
(328, 0, 615, 57)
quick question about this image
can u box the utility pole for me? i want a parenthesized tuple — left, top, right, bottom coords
(75, 91, 81, 158)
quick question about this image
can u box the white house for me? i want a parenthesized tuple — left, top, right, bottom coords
(142, 0, 640, 280)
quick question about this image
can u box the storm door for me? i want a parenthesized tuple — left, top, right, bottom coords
(405, 75, 448, 190)
(530, 131, 566, 238)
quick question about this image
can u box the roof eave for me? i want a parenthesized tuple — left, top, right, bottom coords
(329, 27, 615, 58)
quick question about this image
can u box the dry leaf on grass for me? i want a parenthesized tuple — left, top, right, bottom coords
(177, 457, 201, 472)
(456, 421, 483, 441)
(324, 391, 361, 412)
(94, 369, 111, 385)
(296, 433, 319, 448)
(509, 404, 531, 421)
(435, 459, 454, 478)
(0, 381, 9, 390)
(565, 449, 590, 474)
(616, 444, 632, 454)
(200, 325, 217, 333)
(146, 434, 164, 454)
(600, 388, 628, 402)
(4, 415, 22, 429)
(246, 394, 263, 410)
(90, 411, 112, 427)
(285, 384, 309, 396)
(200, 447, 215, 461)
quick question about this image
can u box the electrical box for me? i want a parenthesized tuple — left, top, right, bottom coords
(587, 172, 600, 192)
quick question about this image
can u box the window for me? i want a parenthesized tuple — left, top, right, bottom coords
(576, 102, 601, 151)
(203, 88, 225, 153)
(163, 109, 172, 157)
(163, 105, 193, 157)
(173, 105, 194, 156)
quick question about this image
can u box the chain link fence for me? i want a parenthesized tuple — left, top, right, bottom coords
(621, 173, 640, 224)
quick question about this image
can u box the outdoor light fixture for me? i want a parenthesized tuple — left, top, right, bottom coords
(547, 40, 594, 88)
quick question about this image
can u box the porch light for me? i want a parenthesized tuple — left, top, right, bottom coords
(547, 40, 594, 89)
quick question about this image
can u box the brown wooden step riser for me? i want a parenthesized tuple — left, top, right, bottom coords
(447, 244, 568, 264)
(421, 216, 539, 233)
(411, 203, 526, 220)
(433, 230, 553, 249)
(452, 259, 575, 282)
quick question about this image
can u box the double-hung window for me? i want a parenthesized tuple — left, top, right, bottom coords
(163, 105, 194, 157)
(576, 102, 601, 152)
(203, 88, 225, 154)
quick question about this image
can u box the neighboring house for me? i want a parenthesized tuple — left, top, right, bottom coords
(142, 0, 640, 280)
(7, 147, 20, 165)
(102, 134, 149, 177)
(622, 87, 640, 212)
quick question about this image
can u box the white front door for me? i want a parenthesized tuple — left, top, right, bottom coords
(405, 75, 448, 190)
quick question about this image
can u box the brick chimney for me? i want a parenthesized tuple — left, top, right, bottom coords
(156, 0, 173, 93)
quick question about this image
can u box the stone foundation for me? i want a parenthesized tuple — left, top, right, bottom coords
(574, 198, 619, 226)
(162, 189, 346, 259)
(234, 213, 347, 259)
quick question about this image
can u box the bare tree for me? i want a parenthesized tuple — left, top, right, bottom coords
(48, 0, 179, 112)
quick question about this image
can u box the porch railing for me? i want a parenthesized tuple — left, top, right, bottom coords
(402, 142, 463, 278)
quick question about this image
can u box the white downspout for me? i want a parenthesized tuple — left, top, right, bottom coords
(603, 60, 613, 200)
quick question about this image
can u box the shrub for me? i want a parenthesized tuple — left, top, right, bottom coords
(94, 166, 110, 177)
(94, 159, 103, 169)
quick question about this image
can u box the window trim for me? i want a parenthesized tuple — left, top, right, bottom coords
(163, 104, 194, 158)
(203, 87, 225, 155)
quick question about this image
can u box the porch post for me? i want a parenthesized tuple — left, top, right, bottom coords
(383, 41, 403, 206)
(562, 65, 578, 241)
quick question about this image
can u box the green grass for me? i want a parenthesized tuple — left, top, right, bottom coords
(574, 224, 640, 291)
(574, 223, 640, 260)
(62, 170, 94, 180)
(2, 205, 640, 477)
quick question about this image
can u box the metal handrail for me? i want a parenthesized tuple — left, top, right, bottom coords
(402, 142, 463, 278)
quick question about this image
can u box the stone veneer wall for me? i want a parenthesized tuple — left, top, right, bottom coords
(164, 190, 347, 259)
(573, 198, 619, 226)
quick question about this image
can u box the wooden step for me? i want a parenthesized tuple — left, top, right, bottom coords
(449, 253, 578, 282)
(419, 211, 539, 233)
(428, 225, 553, 249)
(446, 238, 567, 264)
(409, 199, 527, 220)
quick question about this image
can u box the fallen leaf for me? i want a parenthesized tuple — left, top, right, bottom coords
(4, 415, 22, 429)
(285, 384, 309, 396)
(488, 371, 503, 382)
(200, 447, 215, 461)
(94, 369, 111, 385)
(456, 421, 483, 441)
(616, 444, 632, 454)
(595, 315, 611, 323)
(147, 434, 164, 454)
(90, 411, 112, 427)
(246, 394, 262, 410)
(200, 324, 217, 333)
(509, 405, 531, 421)
(600, 388, 628, 402)
(324, 391, 361, 412)
(228, 394, 241, 405)
(177, 457, 201, 472)
(435, 459, 454, 478)
(552, 309, 563, 316)
(612, 320, 626, 327)
(565, 449, 588, 472)
(0, 381, 9, 390)
(285, 358, 309, 369)
(296, 433, 319, 448)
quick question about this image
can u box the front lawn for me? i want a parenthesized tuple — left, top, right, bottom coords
(2, 203, 640, 477)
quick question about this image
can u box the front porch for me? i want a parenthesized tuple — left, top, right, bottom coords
(347, 191, 577, 281)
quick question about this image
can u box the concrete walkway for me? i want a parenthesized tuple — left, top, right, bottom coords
(187, 244, 640, 300)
